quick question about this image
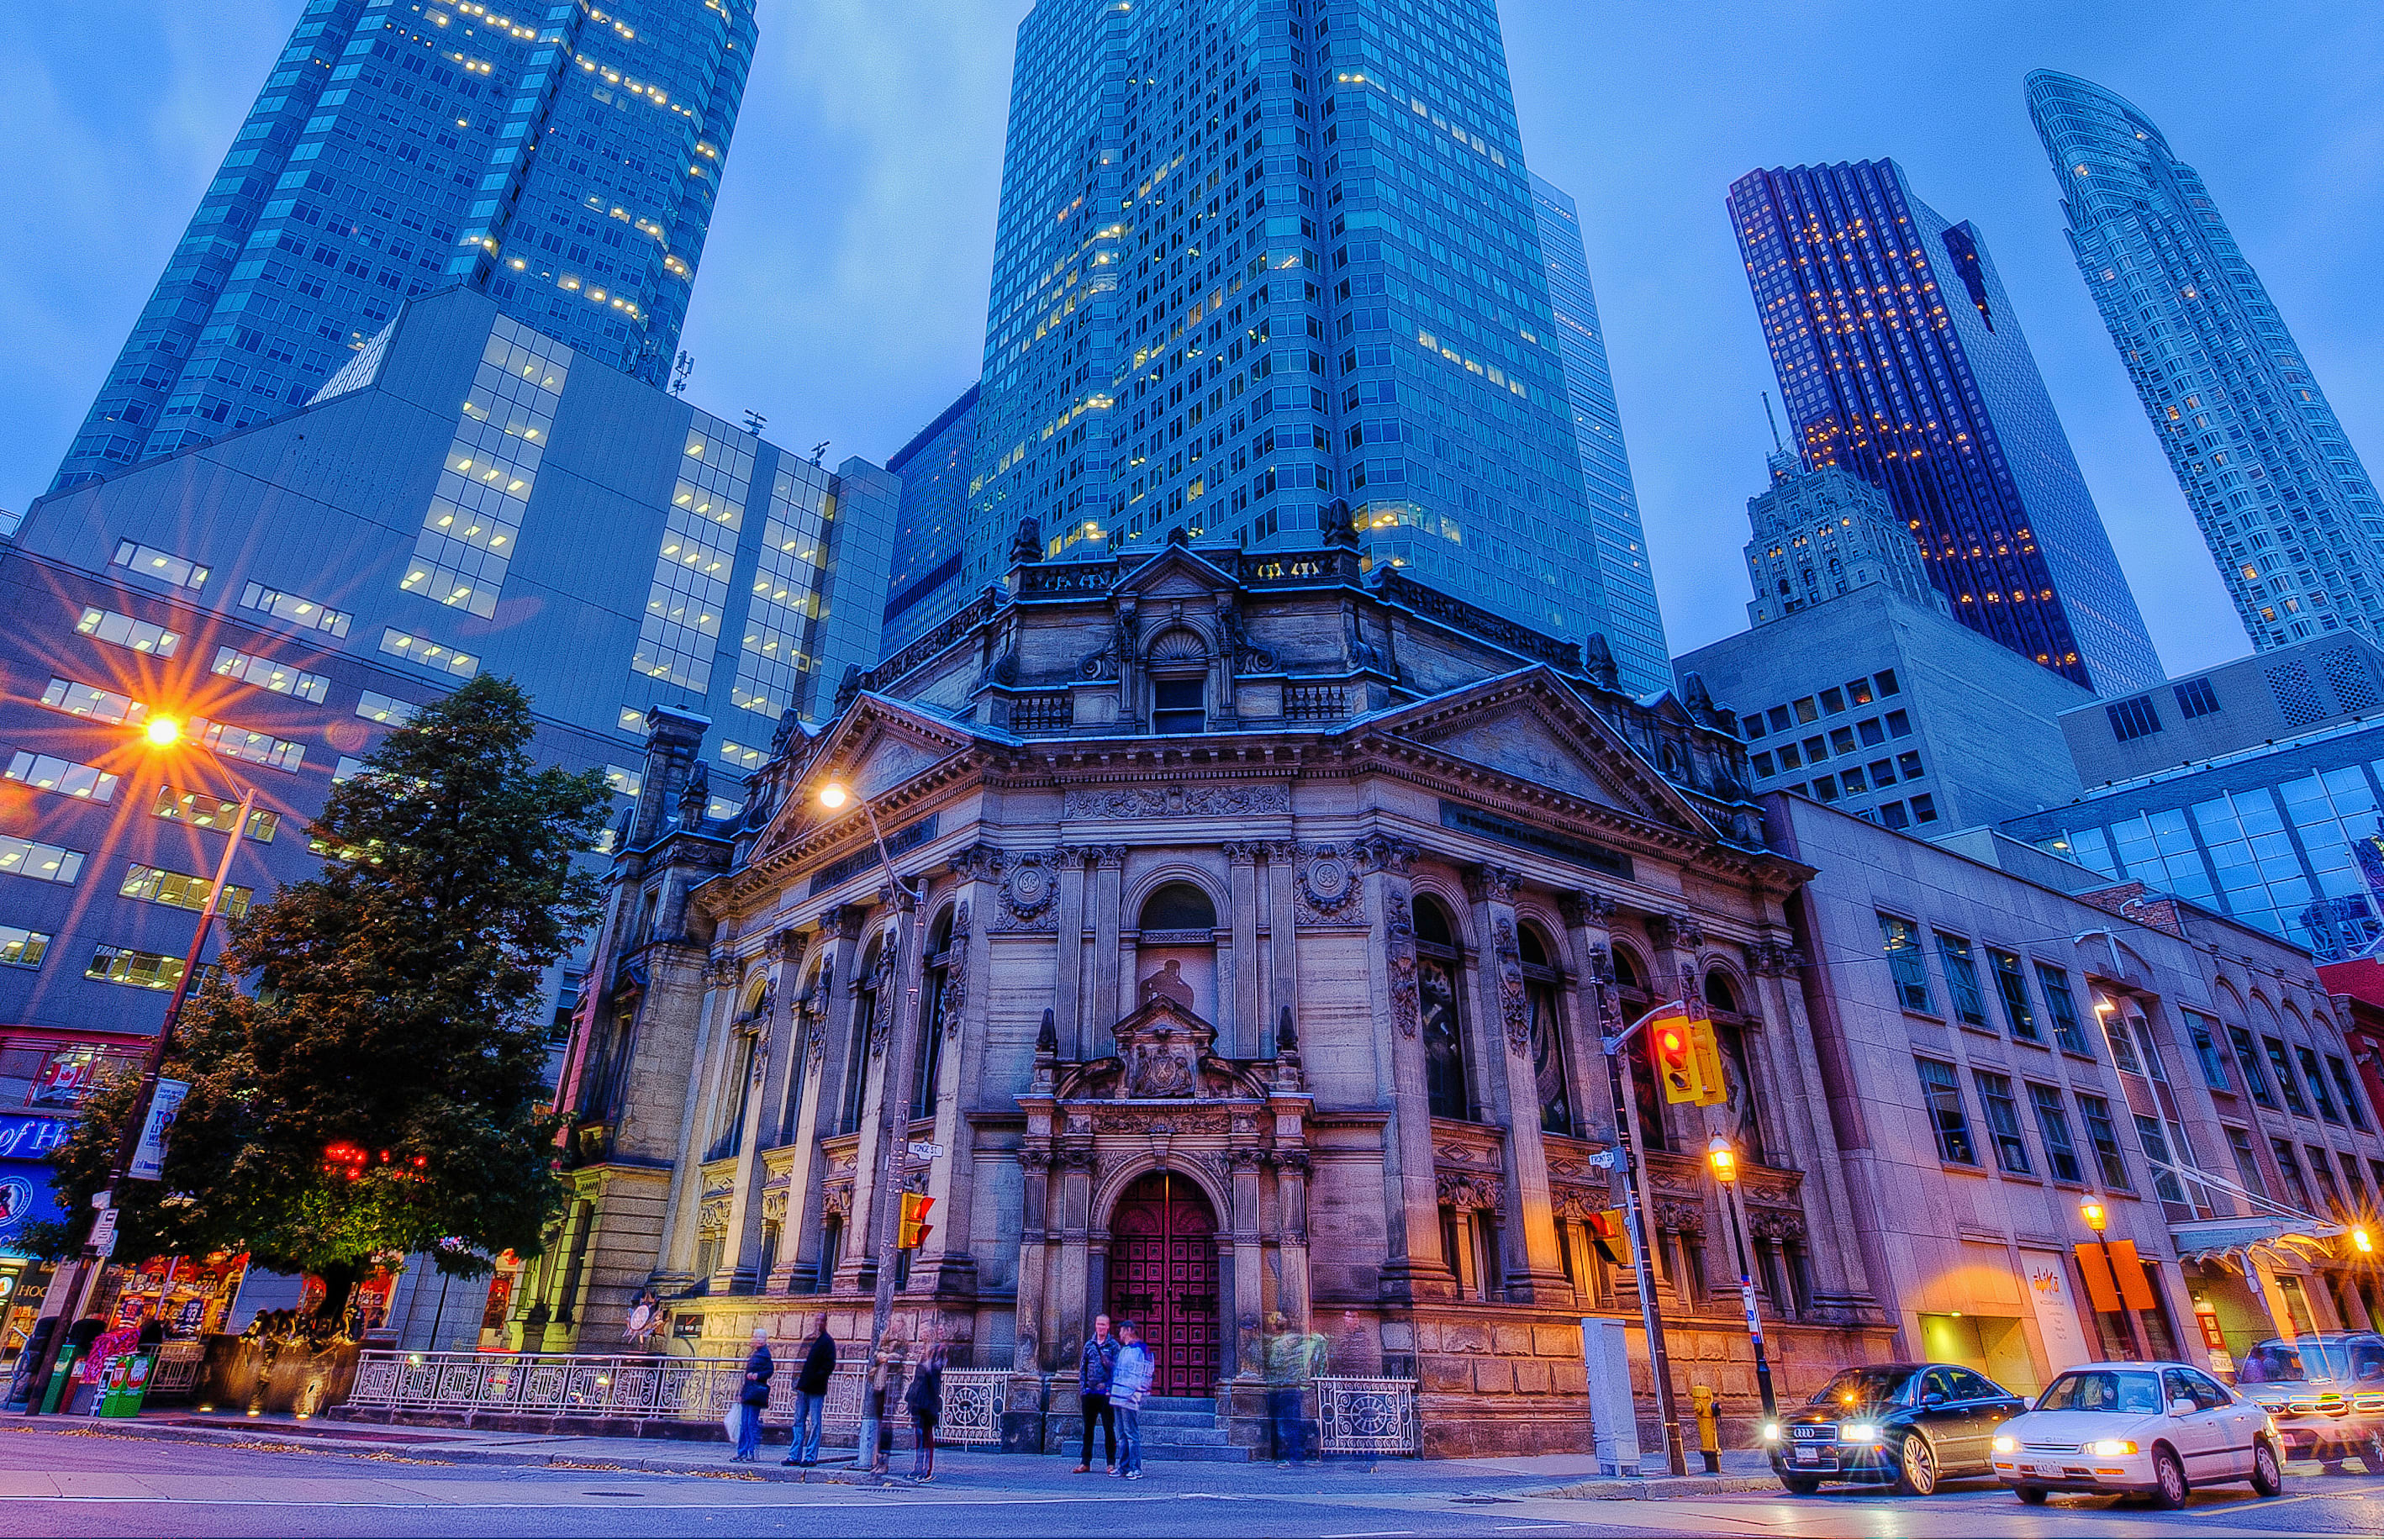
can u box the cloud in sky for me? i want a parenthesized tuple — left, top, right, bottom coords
(7, 2, 2377, 678)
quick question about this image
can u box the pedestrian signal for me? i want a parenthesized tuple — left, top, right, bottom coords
(1587, 1208, 1632, 1268)
(899, 1191, 935, 1251)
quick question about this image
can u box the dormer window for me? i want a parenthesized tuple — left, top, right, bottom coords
(1152, 678, 1206, 733)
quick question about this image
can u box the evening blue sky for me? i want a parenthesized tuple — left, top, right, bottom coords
(5, 3, 2377, 678)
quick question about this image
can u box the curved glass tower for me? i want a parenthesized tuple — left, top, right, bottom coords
(2027, 71, 2384, 651)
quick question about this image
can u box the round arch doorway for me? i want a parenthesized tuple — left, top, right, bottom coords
(1106, 1171, 1220, 1398)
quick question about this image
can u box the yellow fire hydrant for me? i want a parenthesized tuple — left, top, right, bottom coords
(1690, 1384, 1722, 1474)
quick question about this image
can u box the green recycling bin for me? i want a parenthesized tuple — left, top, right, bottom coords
(95, 1352, 156, 1418)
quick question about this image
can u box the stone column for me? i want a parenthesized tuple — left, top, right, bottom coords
(655, 952, 741, 1288)
(1053, 1143, 1100, 1367)
(916, 850, 999, 1300)
(1466, 864, 1569, 1306)
(1750, 937, 1872, 1310)
(769, 958, 834, 1294)
(1228, 1147, 1268, 1371)
(1559, 892, 1620, 1149)
(1225, 841, 1263, 1057)
(1264, 841, 1300, 1057)
(1054, 846, 1088, 1058)
(1089, 846, 1126, 1054)
(1356, 836, 1455, 1302)
(1272, 1147, 1315, 1328)
(719, 931, 810, 1294)
(835, 904, 904, 1293)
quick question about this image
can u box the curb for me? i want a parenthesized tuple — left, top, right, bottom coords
(1522, 1474, 1785, 1500)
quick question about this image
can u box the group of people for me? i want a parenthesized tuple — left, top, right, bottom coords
(1070, 1313, 1158, 1478)
(728, 1315, 948, 1479)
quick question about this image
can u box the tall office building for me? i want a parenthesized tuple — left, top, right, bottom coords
(1530, 175, 1667, 692)
(53, 0, 755, 490)
(1743, 442, 1945, 627)
(878, 383, 982, 657)
(1729, 159, 2163, 694)
(2027, 71, 2384, 651)
(967, 0, 1655, 658)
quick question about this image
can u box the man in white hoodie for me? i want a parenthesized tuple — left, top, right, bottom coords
(1109, 1319, 1155, 1479)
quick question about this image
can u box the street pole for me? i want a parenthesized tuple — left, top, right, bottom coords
(1593, 963, 1688, 1477)
(2080, 1199, 2146, 1362)
(1711, 1152, 1778, 1422)
(837, 788, 927, 1474)
(48, 791, 254, 1344)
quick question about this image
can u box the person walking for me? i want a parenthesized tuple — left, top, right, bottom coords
(1073, 1313, 1120, 1474)
(1109, 1319, 1154, 1479)
(1263, 1311, 1327, 1467)
(865, 1326, 908, 1474)
(732, 1326, 773, 1463)
(905, 1336, 947, 1481)
(782, 1315, 836, 1467)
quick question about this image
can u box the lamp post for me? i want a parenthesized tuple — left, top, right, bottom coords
(816, 778, 928, 1474)
(2081, 1197, 2147, 1361)
(1590, 962, 1689, 1477)
(1706, 1135, 1778, 1424)
(26, 718, 255, 1413)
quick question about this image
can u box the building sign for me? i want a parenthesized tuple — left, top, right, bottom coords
(1438, 801, 1634, 880)
(807, 815, 939, 896)
(0, 1114, 71, 1162)
(2022, 1248, 2091, 1376)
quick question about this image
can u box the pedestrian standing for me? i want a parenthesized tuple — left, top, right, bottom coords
(1073, 1313, 1120, 1474)
(1263, 1311, 1327, 1467)
(906, 1336, 947, 1481)
(733, 1326, 773, 1463)
(867, 1326, 908, 1474)
(1109, 1320, 1154, 1479)
(783, 1315, 836, 1467)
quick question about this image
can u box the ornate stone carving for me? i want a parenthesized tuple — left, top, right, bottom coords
(951, 843, 1005, 883)
(706, 952, 741, 987)
(1351, 834, 1416, 875)
(1749, 1208, 1807, 1243)
(1295, 844, 1367, 927)
(1750, 941, 1805, 978)
(994, 852, 1059, 932)
(1464, 864, 1522, 904)
(1220, 840, 1262, 867)
(798, 960, 833, 1061)
(1435, 1168, 1505, 1214)
(760, 1185, 789, 1226)
(1119, 1005, 1202, 1097)
(1062, 783, 1290, 820)
(1492, 915, 1529, 1054)
(866, 942, 898, 1055)
(1560, 890, 1617, 929)
(941, 901, 972, 1038)
(1058, 1145, 1100, 1173)
(1385, 906, 1421, 1037)
(1017, 1147, 1053, 1177)
(1654, 1200, 1706, 1235)
(1274, 1149, 1312, 1178)
(1089, 1108, 1233, 1136)
(1221, 605, 1276, 673)
(824, 1181, 853, 1217)
(1649, 913, 1705, 952)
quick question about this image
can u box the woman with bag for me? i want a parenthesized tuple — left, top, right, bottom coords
(905, 1335, 948, 1481)
(731, 1326, 773, 1462)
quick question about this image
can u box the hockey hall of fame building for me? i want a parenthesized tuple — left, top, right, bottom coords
(544, 514, 1892, 1457)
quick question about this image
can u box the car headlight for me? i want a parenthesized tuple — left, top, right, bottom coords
(1991, 1436, 2017, 1454)
(1843, 1423, 1881, 1443)
(2086, 1439, 2138, 1458)
(1760, 1422, 1780, 1442)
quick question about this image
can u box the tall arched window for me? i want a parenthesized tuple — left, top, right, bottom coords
(915, 908, 957, 1119)
(1705, 969, 1765, 1163)
(1415, 895, 1470, 1121)
(1612, 947, 1665, 1152)
(1137, 881, 1220, 1020)
(841, 937, 884, 1135)
(1520, 924, 1577, 1137)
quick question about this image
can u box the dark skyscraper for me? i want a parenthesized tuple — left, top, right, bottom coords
(53, 0, 755, 491)
(1729, 158, 2162, 694)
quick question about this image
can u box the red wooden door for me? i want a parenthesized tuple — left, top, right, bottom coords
(1107, 1172, 1219, 1398)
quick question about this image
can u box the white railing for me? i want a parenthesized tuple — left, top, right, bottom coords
(1316, 1375, 1420, 1456)
(343, 1352, 1005, 1447)
(150, 1340, 208, 1396)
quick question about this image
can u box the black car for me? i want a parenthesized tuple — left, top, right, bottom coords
(1768, 1362, 2030, 1495)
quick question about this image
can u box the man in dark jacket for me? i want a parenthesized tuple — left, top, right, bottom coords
(782, 1316, 836, 1467)
(1074, 1314, 1119, 1474)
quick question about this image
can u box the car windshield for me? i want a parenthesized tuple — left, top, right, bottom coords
(1808, 1368, 1912, 1409)
(2248, 1340, 2355, 1382)
(2038, 1370, 2162, 1414)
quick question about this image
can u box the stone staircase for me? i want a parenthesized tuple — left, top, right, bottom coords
(1125, 1396, 1250, 1463)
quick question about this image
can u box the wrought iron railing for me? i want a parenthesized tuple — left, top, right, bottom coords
(343, 1351, 1005, 1447)
(1316, 1375, 1420, 1456)
(149, 1340, 208, 1397)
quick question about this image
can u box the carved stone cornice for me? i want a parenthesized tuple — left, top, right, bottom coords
(1648, 913, 1704, 953)
(1464, 863, 1523, 905)
(1435, 1168, 1505, 1215)
(1063, 784, 1290, 820)
(1560, 890, 1617, 930)
(1750, 941, 1805, 978)
(1352, 834, 1417, 876)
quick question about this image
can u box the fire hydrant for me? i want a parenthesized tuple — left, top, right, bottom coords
(1690, 1384, 1722, 1474)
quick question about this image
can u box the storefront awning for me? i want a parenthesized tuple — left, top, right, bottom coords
(2172, 1216, 2340, 1270)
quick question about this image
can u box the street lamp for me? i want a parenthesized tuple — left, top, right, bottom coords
(817, 777, 929, 1474)
(25, 720, 256, 1413)
(1706, 1135, 1777, 1423)
(2080, 1195, 2147, 1361)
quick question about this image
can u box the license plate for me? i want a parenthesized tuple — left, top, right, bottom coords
(1793, 1450, 1822, 1464)
(2026, 1464, 2054, 1477)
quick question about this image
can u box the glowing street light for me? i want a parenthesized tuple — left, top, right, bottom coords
(145, 716, 183, 747)
(2353, 1226, 2374, 1256)
(1705, 1134, 1775, 1421)
(1706, 1135, 1739, 1184)
(816, 780, 850, 810)
(2080, 1197, 2108, 1233)
(2077, 1195, 2146, 1359)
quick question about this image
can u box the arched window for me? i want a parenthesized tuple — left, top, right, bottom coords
(842, 937, 884, 1135)
(1147, 628, 1210, 733)
(1706, 968, 1765, 1163)
(1415, 895, 1470, 1121)
(1136, 881, 1220, 1021)
(915, 908, 957, 1120)
(1520, 924, 1577, 1137)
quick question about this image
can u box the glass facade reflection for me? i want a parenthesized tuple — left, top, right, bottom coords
(1728, 159, 2162, 694)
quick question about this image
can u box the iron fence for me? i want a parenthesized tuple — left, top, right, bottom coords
(1316, 1375, 1419, 1456)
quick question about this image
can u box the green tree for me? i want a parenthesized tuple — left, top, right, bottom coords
(34, 677, 611, 1320)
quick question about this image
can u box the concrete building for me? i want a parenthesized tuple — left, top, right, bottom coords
(0, 286, 894, 1348)
(2060, 633, 2384, 787)
(1677, 584, 2090, 834)
(878, 384, 982, 657)
(541, 517, 1901, 1457)
(1743, 443, 1945, 628)
(1779, 801, 2383, 1384)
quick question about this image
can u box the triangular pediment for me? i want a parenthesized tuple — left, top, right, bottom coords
(1109, 542, 1241, 601)
(749, 694, 981, 860)
(1356, 669, 1717, 840)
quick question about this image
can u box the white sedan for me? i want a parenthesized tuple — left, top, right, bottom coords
(1990, 1362, 2284, 1508)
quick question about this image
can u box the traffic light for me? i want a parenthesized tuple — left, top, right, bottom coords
(1686, 1015, 1731, 1109)
(1648, 1010, 1702, 1104)
(898, 1192, 935, 1251)
(1587, 1208, 1633, 1268)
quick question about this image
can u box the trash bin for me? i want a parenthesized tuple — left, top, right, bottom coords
(96, 1351, 156, 1418)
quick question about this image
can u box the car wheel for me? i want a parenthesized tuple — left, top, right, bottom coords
(1893, 1432, 1938, 1497)
(2015, 1486, 2048, 1506)
(2250, 1438, 2283, 1497)
(1779, 1475, 1821, 1495)
(2149, 1447, 2187, 1511)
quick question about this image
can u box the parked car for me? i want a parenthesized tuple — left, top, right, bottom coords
(1990, 1362, 2283, 1507)
(2232, 1332, 2384, 1471)
(1766, 1362, 2028, 1495)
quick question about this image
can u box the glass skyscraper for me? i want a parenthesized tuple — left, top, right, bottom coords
(53, 0, 755, 491)
(1529, 175, 1666, 692)
(968, 0, 1659, 661)
(2027, 71, 2384, 652)
(1729, 158, 2163, 694)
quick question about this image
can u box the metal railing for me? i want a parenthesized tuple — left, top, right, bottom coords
(343, 1351, 1005, 1447)
(149, 1340, 208, 1396)
(1316, 1375, 1420, 1456)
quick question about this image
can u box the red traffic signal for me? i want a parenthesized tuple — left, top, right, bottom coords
(899, 1191, 935, 1251)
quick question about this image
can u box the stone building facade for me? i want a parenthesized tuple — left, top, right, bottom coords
(537, 520, 1896, 1455)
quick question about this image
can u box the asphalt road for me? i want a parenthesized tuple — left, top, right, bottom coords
(3, 1425, 2382, 1539)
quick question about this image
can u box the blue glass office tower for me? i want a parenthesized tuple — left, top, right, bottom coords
(2028, 71, 2384, 652)
(879, 383, 983, 657)
(1529, 175, 1667, 693)
(1729, 159, 2163, 694)
(53, 0, 755, 491)
(969, 0, 1654, 659)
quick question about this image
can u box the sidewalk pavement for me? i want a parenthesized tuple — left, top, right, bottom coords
(2, 1409, 1787, 1498)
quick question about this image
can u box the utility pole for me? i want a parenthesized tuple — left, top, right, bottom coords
(1592, 957, 1689, 1477)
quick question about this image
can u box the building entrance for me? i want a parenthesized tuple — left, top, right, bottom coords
(1107, 1172, 1219, 1397)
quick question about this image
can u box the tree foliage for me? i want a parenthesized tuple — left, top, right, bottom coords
(36, 678, 610, 1311)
